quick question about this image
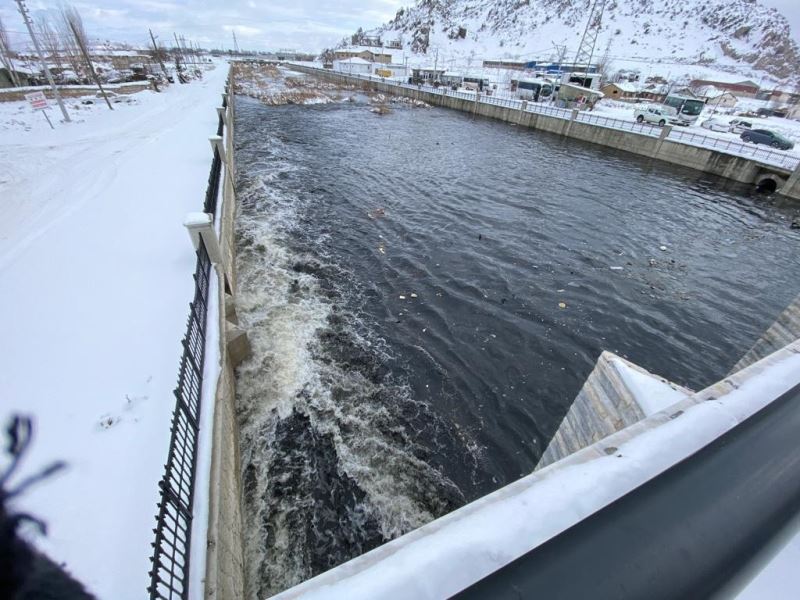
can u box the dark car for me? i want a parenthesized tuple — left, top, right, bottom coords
(740, 129, 795, 150)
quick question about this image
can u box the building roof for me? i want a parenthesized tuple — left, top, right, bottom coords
(6, 60, 38, 75)
(335, 57, 371, 65)
(336, 46, 392, 55)
(605, 81, 640, 93)
(695, 85, 736, 99)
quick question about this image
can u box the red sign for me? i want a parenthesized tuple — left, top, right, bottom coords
(25, 91, 48, 110)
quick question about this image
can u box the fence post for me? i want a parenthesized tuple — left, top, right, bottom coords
(209, 135, 226, 164)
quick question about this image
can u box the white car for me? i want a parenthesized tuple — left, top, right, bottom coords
(730, 119, 753, 134)
(700, 118, 729, 132)
(634, 106, 669, 126)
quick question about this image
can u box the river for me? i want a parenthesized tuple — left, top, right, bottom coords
(232, 87, 800, 597)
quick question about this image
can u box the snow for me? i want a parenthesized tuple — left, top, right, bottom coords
(373, 0, 800, 88)
(272, 345, 800, 600)
(591, 98, 800, 159)
(610, 358, 689, 416)
(335, 57, 371, 65)
(0, 62, 228, 599)
(610, 81, 642, 93)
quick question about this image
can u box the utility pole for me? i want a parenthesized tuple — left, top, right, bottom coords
(14, 0, 70, 122)
(149, 29, 169, 78)
(433, 46, 439, 83)
(232, 31, 239, 55)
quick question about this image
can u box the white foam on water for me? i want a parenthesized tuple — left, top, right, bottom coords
(234, 129, 463, 596)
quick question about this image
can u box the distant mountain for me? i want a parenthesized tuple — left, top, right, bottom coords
(350, 0, 800, 83)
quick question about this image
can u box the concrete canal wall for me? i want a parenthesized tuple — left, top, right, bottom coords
(287, 65, 800, 200)
(203, 82, 248, 600)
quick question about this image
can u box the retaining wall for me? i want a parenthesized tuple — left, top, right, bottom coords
(203, 77, 247, 600)
(288, 65, 800, 199)
(0, 82, 151, 102)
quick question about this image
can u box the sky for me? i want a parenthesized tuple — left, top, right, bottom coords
(0, 0, 797, 53)
(0, 0, 407, 52)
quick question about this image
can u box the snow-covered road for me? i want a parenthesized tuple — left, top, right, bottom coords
(0, 63, 228, 599)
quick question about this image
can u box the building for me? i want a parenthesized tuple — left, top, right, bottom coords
(600, 81, 640, 102)
(482, 59, 531, 70)
(689, 79, 760, 97)
(332, 57, 372, 75)
(638, 83, 669, 102)
(763, 89, 800, 105)
(0, 62, 37, 88)
(411, 67, 446, 83)
(695, 86, 738, 108)
(373, 63, 408, 79)
(333, 48, 391, 64)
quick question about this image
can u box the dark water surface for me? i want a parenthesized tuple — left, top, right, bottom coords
(233, 94, 800, 596)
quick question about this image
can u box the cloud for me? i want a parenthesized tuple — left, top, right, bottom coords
(0, 0, 407, 52)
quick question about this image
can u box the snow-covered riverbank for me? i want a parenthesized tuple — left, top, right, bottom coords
(0, 62, 227, 599)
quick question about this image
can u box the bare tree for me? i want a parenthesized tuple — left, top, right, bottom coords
(62, 5, 113, 109)
(36, 16, 63, 71)
(54, 11, 84, 81)
(0, 17, 21, 87)
(596, 37, 614, 87)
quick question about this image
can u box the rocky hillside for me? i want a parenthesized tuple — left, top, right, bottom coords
(363, 0, 800, 82)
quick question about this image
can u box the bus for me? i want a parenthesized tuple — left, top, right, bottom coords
(662, 94, 706, 125)
(515, 78, 554, 101)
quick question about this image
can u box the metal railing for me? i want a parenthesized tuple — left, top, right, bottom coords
(575, 111, 663, 137)
(524, 102, 572, 120)
(147, 106, 225, 600)
(290, 64, 800, 172)
(666, 128, 799, 170)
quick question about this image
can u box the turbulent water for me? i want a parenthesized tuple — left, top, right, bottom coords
(233, 92, 800, 597)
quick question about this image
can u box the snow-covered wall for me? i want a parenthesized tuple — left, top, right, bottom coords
(200, 75, 248, 600)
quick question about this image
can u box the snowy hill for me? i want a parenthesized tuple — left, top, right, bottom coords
(350, 0, 800, 84)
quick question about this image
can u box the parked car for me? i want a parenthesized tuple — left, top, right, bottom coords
(700, 118, 729, 132)
(740, 129, 795, 150)
(729, 119, 753, 134)
(757, 107, 788, 119)
(634, 106, 668, 126)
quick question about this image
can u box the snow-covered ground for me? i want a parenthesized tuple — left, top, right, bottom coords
(0, 63, 227, 598)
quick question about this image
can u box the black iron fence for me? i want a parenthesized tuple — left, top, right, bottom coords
(147, 107, 225, 600)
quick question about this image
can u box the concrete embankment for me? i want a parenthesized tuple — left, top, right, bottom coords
(203, 80, 248, 599)
(287, 65, 800, 201)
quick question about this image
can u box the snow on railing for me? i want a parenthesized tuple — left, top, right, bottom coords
(291, 64, 800, 172)
(575, 112, 663, 137)
(666, 128, 799, 170)
(147, 99, 225, 600)
(480, 95, 523, 110)
(524, 102, 572, 120)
